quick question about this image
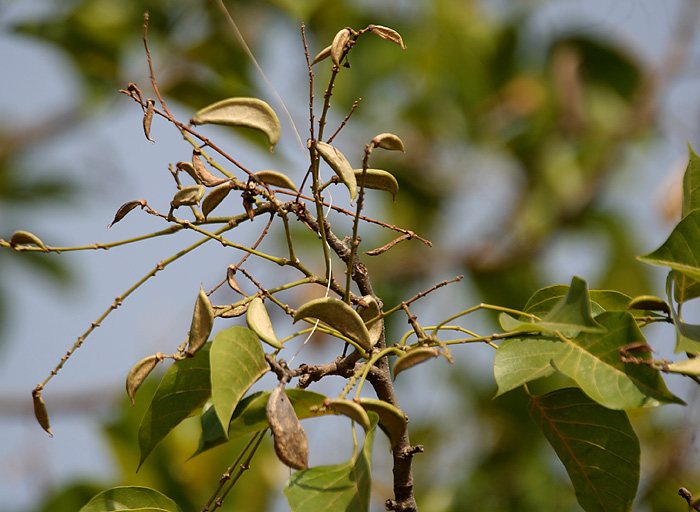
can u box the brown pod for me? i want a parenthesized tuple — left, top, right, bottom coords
(267, 383, 309, 470)
(32, 389, 53, 437)
(143, 98, 155, 142)
(126, 354, 161, 406)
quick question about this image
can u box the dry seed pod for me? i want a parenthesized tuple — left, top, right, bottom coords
(247, 296, 283, 349)
(293, 297, 372, 351)
(357, 295, 383, 347)
(315, 141, 357, 200)
(226, 265, 245, 295)
(202, 182, 233, 218)
(311, 45, 331, 65)
(371, 132, 405, 152)
(354, 169, 399, 201)
(108, 199, 146, 228)
(126, 354, 161, 406)
(369, 24, 407, 49)
(186, 286, 214, 355)
(267, 383, 309, 470)
(172, 185, 205, 208)
(393, 346, 440, 379)
(627, 295, 671, 315)
(192, 152, 228, 187)
(190, 97, 281, 151)
(331, 28, 352, 67)
(213, 303, 249, 318)
(176, 161, 201, 184)
(143, 98, 155, 142)
(359, 398, 406, 448)
(254, 170, 298, 192)
(327, 398, 371, 431)
(32, 389, 53, 436)
(10, 230, 47, 251)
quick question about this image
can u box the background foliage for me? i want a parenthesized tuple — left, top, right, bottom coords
(2, 1, 700, 511)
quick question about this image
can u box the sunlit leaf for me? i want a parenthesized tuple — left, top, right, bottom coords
(78, 486, 182, 512)
(328, 399, 372, 431)
(138, 344, 211, 469)
(638, 209, 700, 282)
(190, 97, 281, 150)
(210, 326, 268, 433)
(500, 277, 604, 335)
(284, 413, 379, 512)
(529, 388, 639, 512)
(315, 142, 357, 200)
(193, 389, 328, 457)
(294, 297, 371, 351)
(663, 357, 700, 376)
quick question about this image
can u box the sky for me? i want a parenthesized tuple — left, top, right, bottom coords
(2, 1, 700, 511)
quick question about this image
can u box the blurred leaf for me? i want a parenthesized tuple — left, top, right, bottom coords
(284, 413, 378, 512)
(210, 326, 267, 432)
(638, 210, 700, 282)
(138, 344, 211, 468)
(529, 388, 639, 512)
(79, 486, 182, 512)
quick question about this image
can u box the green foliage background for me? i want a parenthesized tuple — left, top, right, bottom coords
(2, 1, 700, 511)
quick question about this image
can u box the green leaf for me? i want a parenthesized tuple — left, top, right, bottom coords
(246, 297, 283, 349)
(354, 169, 399, 201)
(190, 97, 281, 151)
(285, 413, 379, 512)
(638, 209, 700, 282)
(666, 271, 700, 352)
(553, 311, 683, 409)
(358, 398, 406, 449)
(79, 486, 182, 512)
(294, 297, 372, 351)
(193, 389, 328, 457)
(210, 326, 268, 433)
(682, 143, 700, 218)
(138, 345, 211, 469)
(315, 142, 357, 200)
(494, 336, 559, 397)
(528, 388, 640, 512)
(663, 357, 700, 376)
(501, 277, 604, 335)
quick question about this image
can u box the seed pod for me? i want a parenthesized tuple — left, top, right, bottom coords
(627, 295, 671, 315)
(143, 98, 155, 142)
(369, 24, 406, 49)
(331, 28, 352, 67)
(126, 354, 162, 406)
(254, 170, 298, 192)
(393, 346, 440, 379)
(354, 169, 399, 201)
(311, 45, 331, 65)
(371, 132, 405, 152)
(357, 295, 383, 347)
(315, 141, 357, 200)
(202, 182, 233, 218)
(10, 230, 47, 251)
(226, 265, 245, 295)
(247, 296, 283, 349)
(192, 152, 228, 187)
(190, 97, 281, 151)
(32, 389, 53, 437)
(293, 297, 372, 351)
(108, 199, 146, 228)
(176, 161, 201, 184)
(213, 303, 249, 318)
(171, 185, 205, 208)
(359, 398, 406, 448)
(267, 383, 309, 470)
(186, 285, 214, 355)
(327, 398, 371, 431)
